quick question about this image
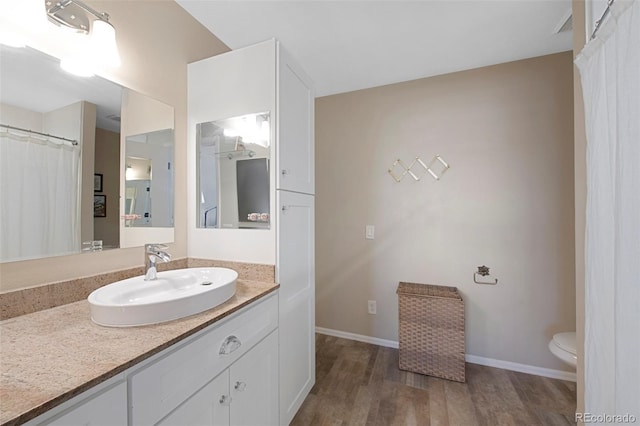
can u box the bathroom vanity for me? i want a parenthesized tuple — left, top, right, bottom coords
(1, 36, 314, 426)
(0, 280, 278, 426)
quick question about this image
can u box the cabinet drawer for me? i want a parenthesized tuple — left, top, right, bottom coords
(130, 294, 277, 425)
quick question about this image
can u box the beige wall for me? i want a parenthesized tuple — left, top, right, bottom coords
(0, 104, 43, 130)
(94, 127, 120, 249)
(316, 52, 576, 370)
(0, 1, 228, 291)
(573, 0, 587, 415)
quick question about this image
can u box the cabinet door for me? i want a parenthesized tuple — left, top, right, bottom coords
(42, 381, 126, 426)
(230, 330, 279, 426)
(277, 47, 314, 195)
(277, 190, 315, 424)
(158, 370, 230, 426)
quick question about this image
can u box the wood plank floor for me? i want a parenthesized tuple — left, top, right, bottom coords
(291, 334, 577, 426)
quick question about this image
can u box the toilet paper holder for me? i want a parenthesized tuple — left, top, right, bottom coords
(474, 265, 498, 285)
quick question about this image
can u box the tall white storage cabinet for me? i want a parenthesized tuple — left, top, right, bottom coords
(275, 46, 315, 425)
(277, 191, 314, 424)
(188, 39, 315, 425)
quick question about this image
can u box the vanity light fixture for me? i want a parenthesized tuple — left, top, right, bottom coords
(45, 0, 121, 76)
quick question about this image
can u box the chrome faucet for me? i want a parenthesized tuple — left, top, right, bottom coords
(144, 243, 171, 281)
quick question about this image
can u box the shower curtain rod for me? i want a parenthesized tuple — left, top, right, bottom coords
(591, 0, 615, 40)
(0, 124, 78, 145)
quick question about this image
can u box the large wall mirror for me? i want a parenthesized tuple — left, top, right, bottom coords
(196, 112, 271, 230)
(0, 45, 174, 263)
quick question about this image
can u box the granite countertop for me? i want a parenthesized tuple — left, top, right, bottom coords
(0, 279, 278, 426)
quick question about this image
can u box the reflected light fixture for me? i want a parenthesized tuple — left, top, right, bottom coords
(46, 0, 121, 76)
(222, 113, 270, 147)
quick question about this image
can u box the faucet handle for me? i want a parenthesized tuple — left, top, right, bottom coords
(145, 243, 168, 252)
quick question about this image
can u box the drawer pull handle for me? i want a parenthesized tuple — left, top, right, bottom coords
(219, 335, 242, 355)
(219, 395, 232, 406)
(234, 381, 246, 392)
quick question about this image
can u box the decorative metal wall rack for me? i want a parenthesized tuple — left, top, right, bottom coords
(388, 155, 450, 182)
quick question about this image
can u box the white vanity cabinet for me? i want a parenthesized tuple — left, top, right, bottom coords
(131, 294, 278, 425)
(158, 330, 279, 426)
(27, 294, 278, 426)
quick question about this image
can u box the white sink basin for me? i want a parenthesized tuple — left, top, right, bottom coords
(88, 267, 238, 327)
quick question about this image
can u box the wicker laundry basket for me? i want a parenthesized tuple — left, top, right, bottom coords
(396, 282, 465, 382)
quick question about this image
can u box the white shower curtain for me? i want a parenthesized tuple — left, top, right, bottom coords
(575, 0, 639, 419)
(0, 132, 80, 262)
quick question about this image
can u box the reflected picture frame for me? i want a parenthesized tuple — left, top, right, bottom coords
(94, 195, 106, 217)
(94, 173, 103, 192)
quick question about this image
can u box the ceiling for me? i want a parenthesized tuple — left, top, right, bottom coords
(177, 0, 573, 97)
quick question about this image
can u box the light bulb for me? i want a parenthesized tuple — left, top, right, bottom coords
(90, 20, 120, 67)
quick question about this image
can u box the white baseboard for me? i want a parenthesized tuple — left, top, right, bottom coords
(316, 326, 400, 349)
(315, 327, 576, 382)
(463, 354, 576, 382)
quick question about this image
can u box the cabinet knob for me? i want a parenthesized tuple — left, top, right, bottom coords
(234, 381, 247, 392)
(219, 395, 232, 406)
(281, 169, 289, 176)
(219, 335, 242, 355)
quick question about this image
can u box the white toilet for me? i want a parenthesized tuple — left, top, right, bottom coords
(548, 332, 577, 368)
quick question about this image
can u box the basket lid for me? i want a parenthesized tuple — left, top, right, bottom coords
(396, 282, 461, 300)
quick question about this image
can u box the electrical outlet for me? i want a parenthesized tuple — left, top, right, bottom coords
(368, 300, 377, 315)
(365, 225, 375, 240)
